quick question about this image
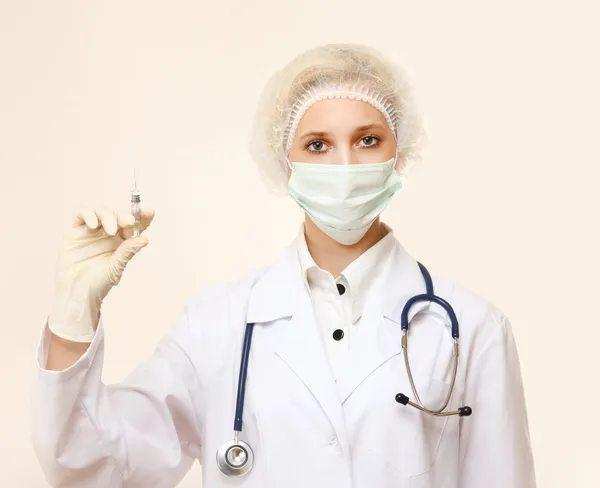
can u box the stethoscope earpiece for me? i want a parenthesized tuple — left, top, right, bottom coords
(458, 406, 472, 417)
(396, 390, 473, 417)
(395, 393, 409, 405)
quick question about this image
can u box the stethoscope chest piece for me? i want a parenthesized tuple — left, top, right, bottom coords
(216, 438, 254, 477)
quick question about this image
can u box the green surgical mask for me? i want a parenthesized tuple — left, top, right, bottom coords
(287, 158, 404, 245)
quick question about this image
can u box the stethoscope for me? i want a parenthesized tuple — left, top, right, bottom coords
(216, 262, 472, 477)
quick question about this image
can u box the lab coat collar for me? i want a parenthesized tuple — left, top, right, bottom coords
(379, 240, 432, 326)
(246, 230, 431, 326)
(245, 240, 302, 324)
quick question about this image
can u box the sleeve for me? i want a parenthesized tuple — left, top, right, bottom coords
(458, 312, 537, 488)
(31, 305, 203, 488)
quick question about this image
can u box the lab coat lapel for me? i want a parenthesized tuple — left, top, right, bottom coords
(336, 241, 431, 404)
(246, 242, 350, 456)
(271, 294, 351, 455)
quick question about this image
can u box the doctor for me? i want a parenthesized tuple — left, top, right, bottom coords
(32, 44, 536, 487)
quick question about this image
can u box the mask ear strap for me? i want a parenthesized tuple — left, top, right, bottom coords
(286, 158, 293, 171)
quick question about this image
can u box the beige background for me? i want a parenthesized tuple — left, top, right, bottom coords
(1, 1, 599, 486)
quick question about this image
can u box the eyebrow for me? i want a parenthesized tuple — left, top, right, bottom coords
(297, 123, 387, 142)
(298, 130, 328, 141)
(354, 123, 387, 132)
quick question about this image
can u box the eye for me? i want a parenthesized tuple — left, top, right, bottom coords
(358, 135, 380, 147)
(306, 140, 329, 153)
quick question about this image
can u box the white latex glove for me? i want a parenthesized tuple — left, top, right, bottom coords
(48, 207, 155, 342)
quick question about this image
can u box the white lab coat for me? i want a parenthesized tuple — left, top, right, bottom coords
(32, 238, 536, 488)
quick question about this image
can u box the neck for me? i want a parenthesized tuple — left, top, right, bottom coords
(304, 216, 384, 277)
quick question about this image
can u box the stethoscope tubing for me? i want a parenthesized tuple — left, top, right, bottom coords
(234, 322, 254, 432)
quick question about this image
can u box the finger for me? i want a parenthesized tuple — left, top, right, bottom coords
(73, 208, 99, 230)
(116, 211, 135, 229)
(137, 208, 155, 233)
(117, 211, 136, 240)
(108, 235, 149, 286)
(120, 208, 155, 239)
(95, 207, 118, 236)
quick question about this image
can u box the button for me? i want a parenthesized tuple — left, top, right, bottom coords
(329, 437, 340, 449)
(332, 329, 344, 341)
(336, 283, 346, 295)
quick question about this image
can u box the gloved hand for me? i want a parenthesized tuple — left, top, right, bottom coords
(48, 207, 155, 343)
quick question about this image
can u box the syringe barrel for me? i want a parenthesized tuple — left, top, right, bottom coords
(131, 202, 142, 221)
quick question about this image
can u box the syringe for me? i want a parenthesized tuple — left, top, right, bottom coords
(131, 168, 141, 237)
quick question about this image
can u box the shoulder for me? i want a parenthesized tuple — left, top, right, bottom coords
(168, 267, 269, 366)
(183, 267, 269, 322)
(431, 273, 513, 348)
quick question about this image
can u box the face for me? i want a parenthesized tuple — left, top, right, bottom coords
(287, 98, 397, 166)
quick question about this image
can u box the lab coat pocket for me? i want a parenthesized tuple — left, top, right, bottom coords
(348, 360, 451, 479)
(410, 470, 432, 488)
(352, 445, 412, 487)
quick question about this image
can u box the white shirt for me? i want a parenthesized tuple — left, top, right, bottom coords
(296, 224, 396, 380)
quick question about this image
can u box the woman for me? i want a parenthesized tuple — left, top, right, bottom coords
(33, 44, 536, 487)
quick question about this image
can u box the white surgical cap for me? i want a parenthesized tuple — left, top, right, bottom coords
(249, 43, 427, 195)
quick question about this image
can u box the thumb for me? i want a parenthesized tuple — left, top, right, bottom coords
(107, 235, 149, 286)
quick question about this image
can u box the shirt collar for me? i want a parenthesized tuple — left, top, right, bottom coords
(296, 223, 396, 323)
(246, 228, 430, 327)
